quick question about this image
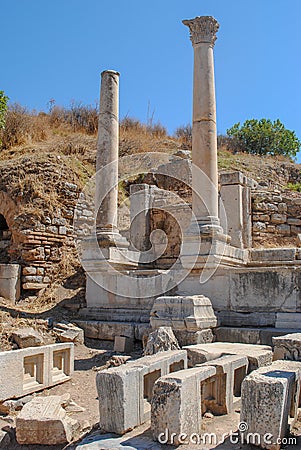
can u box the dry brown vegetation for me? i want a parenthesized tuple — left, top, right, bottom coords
(0, 103, 300, 221)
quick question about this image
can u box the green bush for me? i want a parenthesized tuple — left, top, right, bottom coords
(227, 119, 300, 159)
(0, 91, 9, 145)
(286, 182, 301, 192)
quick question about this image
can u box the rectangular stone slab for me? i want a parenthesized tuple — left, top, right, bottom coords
(184, 342, 272, 372)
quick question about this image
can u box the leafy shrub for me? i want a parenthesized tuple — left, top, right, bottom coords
(227, 119, 300, 159)
(286, 182, 301, 192)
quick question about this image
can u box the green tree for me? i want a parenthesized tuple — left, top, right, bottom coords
(0, 91, 9, 129)
(0, 91, 9, 146)
(227, 118, 300, 159)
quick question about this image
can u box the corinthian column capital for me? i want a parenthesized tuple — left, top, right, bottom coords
(183, 16, 219, 47)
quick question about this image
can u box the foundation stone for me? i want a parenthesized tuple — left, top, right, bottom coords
(16, 395, 78, 445)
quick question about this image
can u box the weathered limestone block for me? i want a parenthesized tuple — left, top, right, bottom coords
(151, 366, 216, 445)
(16, 396, 78, 445)
(241, 360, 301, 450)
(201, 354, 248, 414)
(11, 327, 44, 348)
(276, 313, 301, 329)
(273, 333, 301, 361)
(54, 322, 84, 344)
(250, 248, 296, 262)
(0, 343, 74, 401)
(75, 320, 135, 340)
(143, 327, 180, 355)
(175, 328, 214, 346)
(0, 263, 21, 302)
(114, 336, 134, 353)
(184, 342, 272, 372)
(150, 295, 217, 346)
(96, 350, 187, 434)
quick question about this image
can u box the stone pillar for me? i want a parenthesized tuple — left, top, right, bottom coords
(130, 184, 153, 252)
(219, 172, 254, 249)
(95, 70, 127, 247)
(183, 16, 222, 235)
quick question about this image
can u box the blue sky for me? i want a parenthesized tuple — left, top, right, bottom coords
(1, 0, 301, 161)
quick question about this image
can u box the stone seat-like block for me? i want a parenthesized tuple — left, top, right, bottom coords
(96, 350, 187, 435)
(200, 354, 248, 414)
(151, 365, 216, 445)
(273, 333, 301, 361)
(241, 360, 301, 450)
(16, 395, 77, 445)
(184, 342, 272, 372)
(0, 343, 74, 402)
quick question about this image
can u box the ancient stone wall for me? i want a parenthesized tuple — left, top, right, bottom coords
(252, 190, 301, 246)
(0, 182, 85, 294)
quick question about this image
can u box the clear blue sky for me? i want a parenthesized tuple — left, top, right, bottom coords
(1, 0, 301, 161)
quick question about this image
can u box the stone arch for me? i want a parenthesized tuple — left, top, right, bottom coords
(0, 191, 18, 230)
(0, 191, 18, 262)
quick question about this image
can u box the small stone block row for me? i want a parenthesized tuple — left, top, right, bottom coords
(96, 350, 187, 434)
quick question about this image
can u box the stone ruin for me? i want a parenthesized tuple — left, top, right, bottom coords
(0, 13, 301, 449)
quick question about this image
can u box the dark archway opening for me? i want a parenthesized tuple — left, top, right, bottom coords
(0, 213, 11, 262)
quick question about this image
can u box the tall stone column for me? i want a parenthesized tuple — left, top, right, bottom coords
(183, 16, 222, 235)
(95, 70, 127, 247)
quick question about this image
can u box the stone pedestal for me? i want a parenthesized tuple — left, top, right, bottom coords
(150, 295, 217, 346)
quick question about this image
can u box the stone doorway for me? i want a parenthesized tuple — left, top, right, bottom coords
(0, 213, 11, 263)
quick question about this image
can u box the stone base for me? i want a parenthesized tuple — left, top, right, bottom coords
(180, 233, 248, 269)
(215, 327, 301, 347)
(178, 264, 301, 327)
(150, 295, 217, 331)
(96, 229, 129, 249)
(75, 319, 150, 341)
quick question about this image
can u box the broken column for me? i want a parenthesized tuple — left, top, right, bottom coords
(95, 70, 127, 248)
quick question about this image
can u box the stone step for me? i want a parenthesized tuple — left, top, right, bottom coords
(215, 326, 301, 346)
